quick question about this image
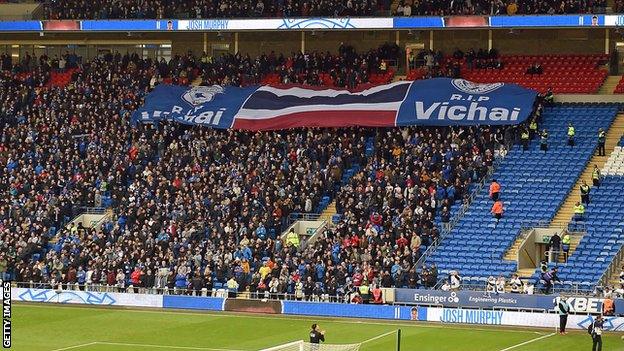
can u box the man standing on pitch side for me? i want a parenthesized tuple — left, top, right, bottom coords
(557, 296, 572, 335)
(310, 323, 326, 345)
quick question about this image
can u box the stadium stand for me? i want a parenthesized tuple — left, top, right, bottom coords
(407, 51, 610, 94)
(615, 76, 624, 94)
(0, 48, 514, 298)
(2, 40, 623, 299)
(40, 0, 608, 19)
(428, 104, 620, 287)
(555, 145, 624, 290)
(462, 54, 609, 94)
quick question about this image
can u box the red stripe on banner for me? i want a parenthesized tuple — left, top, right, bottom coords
(232, 110, 397, 131)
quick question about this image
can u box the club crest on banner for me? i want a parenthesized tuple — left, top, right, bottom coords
(182, 85, 224, 106)
(451, 79, 504, 94)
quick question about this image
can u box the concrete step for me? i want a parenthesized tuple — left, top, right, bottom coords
(597, 75, 622, 95)
(550, 113, 624, 227)
(517, 268, 536, 278)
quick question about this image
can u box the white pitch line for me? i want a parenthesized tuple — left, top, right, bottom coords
(19, 304, 539, 335)
(498, 332, 556, 351)
(49, 342, 98, 351)
(95, 341, 245, 351)
(360, 330, 397, 344)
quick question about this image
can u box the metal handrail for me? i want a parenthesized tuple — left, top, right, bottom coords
(72, 206, 108, 215)
(598, 238, 624, 287)
(544, 250, 568, 264)
(414, 150, 507, 268)
(9, 280, 597, 299)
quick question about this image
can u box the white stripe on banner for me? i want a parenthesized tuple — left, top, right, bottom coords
(236, 102, 402, 120)
(257, 81, 412, 98)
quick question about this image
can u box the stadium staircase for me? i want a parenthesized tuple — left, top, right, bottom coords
(615, 76, 624, 94)
(518, 112, 624, 292)
(555, 140, 624, 291)
(428, 104, 619, 285)
(502, 234, 582, 266)
(315, 136, 376, 225)
(602, 138, 624, 288)
(598, 76, 622, 94)
(550, 112, 624, 227)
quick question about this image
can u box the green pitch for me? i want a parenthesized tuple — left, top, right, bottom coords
(11, 303, 624, 351)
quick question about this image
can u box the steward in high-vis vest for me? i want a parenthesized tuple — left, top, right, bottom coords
(574, 202, 585, 222)
(489, 179, 501, 201)
(521, 129, 530, 151)
(580, 180, 590, 205)
(592, 165, 601, 188)
(597, 128, 606, 156)
(286, 229, 300, 249)
(529, 119, 538, 140)
(491, 199, 504, 228)
(567, 123, 575, 147)
(540, 129, 548, 152)
(358, 281, 370, 302)
(562, 233, 571, 258)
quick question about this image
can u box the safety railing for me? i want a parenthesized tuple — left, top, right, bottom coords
(11, 280, 599, 302)
(71, 206, 108, 216)
(288, 212, 323, 224)
(414, 149, 508, 269)
(455, 280, 595, 296)
(598, 242, 624, 287)
(544, 250, 568, 264)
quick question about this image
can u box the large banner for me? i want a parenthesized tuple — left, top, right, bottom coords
(133, 78, 537, 131)
(13, 288, 163, 308)
(394, 288, 624, 314)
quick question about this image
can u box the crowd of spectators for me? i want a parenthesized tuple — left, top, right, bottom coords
(393, 0, 607, 16)
(409, 48, 503, 80)
(1, 44, 398, 90)
(0, 42, 521, 303)
(43, 0, 380, 20)
(196, 43, 400, 88)
(41, 0, 608, 20)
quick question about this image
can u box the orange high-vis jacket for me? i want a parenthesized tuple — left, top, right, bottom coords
(603, 298, 614, 315)
(489, 182, 501, 198)
(491, 201, 504, 215)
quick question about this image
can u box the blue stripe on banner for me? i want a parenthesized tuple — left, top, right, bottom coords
(282, 301, 416, 320)
(242, 83, 411, 110)
(162, 295, 224, 311)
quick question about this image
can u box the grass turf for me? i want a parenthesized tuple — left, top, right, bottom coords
(10, 303, 624, 351)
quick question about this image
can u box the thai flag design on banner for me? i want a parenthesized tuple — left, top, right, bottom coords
(133, 78, 537, 131)
(233, 82, 411, 130)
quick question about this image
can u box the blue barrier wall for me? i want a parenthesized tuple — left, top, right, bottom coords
(163, 295, 224, 311)
(282, 301, 421, 321)
(395, 288, 624, 314)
